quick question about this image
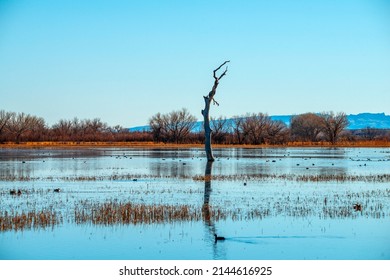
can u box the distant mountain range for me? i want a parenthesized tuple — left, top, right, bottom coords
(346, 113, 390, 129)
(130, 113, 390, 132)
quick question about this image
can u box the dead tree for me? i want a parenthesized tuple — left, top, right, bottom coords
(201, 61, 230, 161)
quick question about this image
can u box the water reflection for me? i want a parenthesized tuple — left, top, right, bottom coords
(2, 148, 390, 181)
(202, 161, 227, 259)
(202, 161, 214, 235)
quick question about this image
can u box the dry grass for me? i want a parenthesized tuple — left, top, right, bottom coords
(285, 140, 390, 148)
(0, 174, 388, 183)
(192, 173, 390, 183)
(1, 140, 389, 149)
(0, 210, 61, 231)
(2, 189, 388, 231)
(72, 199, 279, 226)
(0, 141, 202, 149)
(75, 202, 215, 225)
(2, 172, 390, 183)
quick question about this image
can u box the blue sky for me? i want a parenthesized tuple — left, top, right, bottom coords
(1, 0, 389, 127)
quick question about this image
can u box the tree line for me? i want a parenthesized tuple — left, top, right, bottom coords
(148, 109, 353, 145)
(0, 110, 149, 143)
(1, 109, 389, 144)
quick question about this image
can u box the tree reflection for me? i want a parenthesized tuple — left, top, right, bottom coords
(202, 161, 226, 259)
(202, 161, 213, 227)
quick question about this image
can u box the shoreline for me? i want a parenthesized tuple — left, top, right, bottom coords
(1, 141, 389, 149)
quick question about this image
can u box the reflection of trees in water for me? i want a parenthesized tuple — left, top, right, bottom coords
(202, 161, 226, 259)
(0, 163, 32, 179)
(0, 149, 107, 180)
(149, 158, 197, 178)
(152, 161, 182, 178)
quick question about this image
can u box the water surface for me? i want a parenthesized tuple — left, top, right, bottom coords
(1, 147, 389, 259)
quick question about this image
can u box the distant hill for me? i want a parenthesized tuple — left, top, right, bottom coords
(129, 113, 390, 132)
(270, 113, 390, 130)
(347, 113, 390, 129)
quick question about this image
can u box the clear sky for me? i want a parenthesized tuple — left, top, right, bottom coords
(1, 0, 389, 127)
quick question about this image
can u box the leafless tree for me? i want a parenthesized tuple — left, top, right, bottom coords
(319, 111, 349, 144)
(230, 115, 246, 144)
(359, 127, 386, 141)
(149, 112, 165, 142)
(267, 120, 289, 144)
(82, 118, 108, 141)
(52, 119, 73, 141)
(242, 113, 270, 144)
(165, 109, 197, 143)
(28, 116, 46, 141)
(149, 108, 196, 143)
(105, 125, 130, 141)
(7, 112, 44, 143)
(51, 117, 108, 141)
(210, 116, 229, 144)
(70, 117, 82, 140)
(110, 125, 127, 134)
(290, 113, 323, 142)
(0, 110, 15, 141)
(201, 61, 230, 161)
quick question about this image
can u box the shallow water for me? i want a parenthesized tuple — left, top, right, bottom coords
(0, 147, 389, 259)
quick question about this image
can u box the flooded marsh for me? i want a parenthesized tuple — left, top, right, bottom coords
(0, 147, 389, 259)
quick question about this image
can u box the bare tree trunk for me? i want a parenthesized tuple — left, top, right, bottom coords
(201, 61, 230, 161)
(202, 96, 214, 161)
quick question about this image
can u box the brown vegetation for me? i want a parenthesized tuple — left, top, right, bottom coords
(193, 173, 390, 183)
(149, 108, 197, 143)
(2, 187, 388, 231)
(74, 202, 203, 225)
(1, 109, 389, 146)
(2, 171, 390, 183)
(0, 210, 60, 231)
(1, 140, 389, 150)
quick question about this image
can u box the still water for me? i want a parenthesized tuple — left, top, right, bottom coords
(0, 147, 389, 259)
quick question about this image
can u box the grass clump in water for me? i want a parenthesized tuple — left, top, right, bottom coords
(0, 210, 61, 231)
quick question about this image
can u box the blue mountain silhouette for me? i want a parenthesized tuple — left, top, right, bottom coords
(130, 113, 390, 132)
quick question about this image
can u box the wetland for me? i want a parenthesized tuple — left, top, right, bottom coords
(0, 147, 389, 259)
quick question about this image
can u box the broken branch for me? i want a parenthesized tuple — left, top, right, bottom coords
(213, 60, 230, 80)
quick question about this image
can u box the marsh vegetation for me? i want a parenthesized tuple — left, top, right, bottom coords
(1, 109, 389, 145)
